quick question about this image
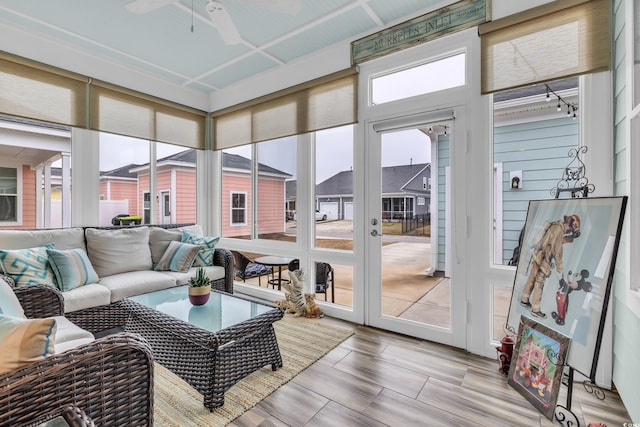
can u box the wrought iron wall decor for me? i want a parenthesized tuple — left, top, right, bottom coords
(550, 146, 595, 198)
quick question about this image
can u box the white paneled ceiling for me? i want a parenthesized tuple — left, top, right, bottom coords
(0, 0, 443, 104)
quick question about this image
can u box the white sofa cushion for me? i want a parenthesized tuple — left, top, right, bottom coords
(148, 228, 181, 267)
(62, 283, 112, 314)
(55, 337, 96, 354)
(0, 228, 85, 251)
(161, 265, 225, 286)
(99, 270, 177, 302)
(85, 227, 152, 277)
(53, 315, 94, 353)
(148, 225, 206, 267)
(180, 224, 204, 236)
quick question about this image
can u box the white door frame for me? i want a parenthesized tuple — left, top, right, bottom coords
(365, 112, 465, 348)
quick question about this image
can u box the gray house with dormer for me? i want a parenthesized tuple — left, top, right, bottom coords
(287, 163, 431, 221)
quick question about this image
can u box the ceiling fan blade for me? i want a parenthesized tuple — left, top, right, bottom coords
(206, 1, 242, 45)
(125, 0, 178, 14)
(237, 0, 302, 16)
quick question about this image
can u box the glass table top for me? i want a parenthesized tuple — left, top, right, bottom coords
(128, 286, 274, 333)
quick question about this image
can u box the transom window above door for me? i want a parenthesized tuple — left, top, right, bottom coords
(370, 52, 466, 105)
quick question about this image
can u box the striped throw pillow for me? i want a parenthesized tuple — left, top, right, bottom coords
(181, 231, 220, 267)
(0, 315, 57, 374)
(154, 241, 200, 273)
(47, 248, 99, 292)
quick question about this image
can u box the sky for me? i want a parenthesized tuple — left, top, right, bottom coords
(98, 125, 431, 184)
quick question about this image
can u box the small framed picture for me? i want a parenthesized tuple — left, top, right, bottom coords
(508, 317, 570, 421)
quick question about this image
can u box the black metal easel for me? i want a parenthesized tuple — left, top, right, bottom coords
(549, 146, 606, 426)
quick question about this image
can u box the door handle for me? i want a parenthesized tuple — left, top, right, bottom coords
(370, 229, 383, 237)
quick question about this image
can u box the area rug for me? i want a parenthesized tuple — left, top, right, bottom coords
(153, 314, 353, 426)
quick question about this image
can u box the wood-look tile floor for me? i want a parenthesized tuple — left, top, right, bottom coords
(231, 317, 632, 427)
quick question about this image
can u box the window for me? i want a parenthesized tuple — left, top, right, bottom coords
(257, 137, 296, 241)
(143, 192, 151, 224)
(0, 166, 17, 222)
(492, 77, 579, 266)
(99, 133, 189, 226)
(315, 125, 354, 250)
(627, 1, 640, 295)
(370, 53, 466, 105)
(99, 133, 148, 226)
(231, 192, 247, 226)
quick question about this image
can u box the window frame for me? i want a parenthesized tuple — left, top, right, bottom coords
(143, 191, 151, 224)
(230, 191, 247, 226)
(0, 164, 21, 225)
(627, 0, 640, 313)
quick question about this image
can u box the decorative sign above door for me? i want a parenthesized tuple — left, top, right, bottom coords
(351, 0, 490, 65)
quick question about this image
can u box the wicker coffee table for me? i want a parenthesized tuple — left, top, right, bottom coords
(122, 287, 284, 411)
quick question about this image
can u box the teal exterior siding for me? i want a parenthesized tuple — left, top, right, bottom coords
(612, 0, 640, 421)
(437, 133, 450, 272)
(495, 118, 579, 264)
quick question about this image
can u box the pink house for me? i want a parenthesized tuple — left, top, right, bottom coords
(100, 149, 290, 235)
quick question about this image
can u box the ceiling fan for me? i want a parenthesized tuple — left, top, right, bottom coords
(125, 0, 302, 45)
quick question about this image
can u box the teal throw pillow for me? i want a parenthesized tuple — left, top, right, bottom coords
(0, 243, 57, 287)
(46, 248, 99, 292)
(154, 241, 200, 273)
(181, 231, 219, 267)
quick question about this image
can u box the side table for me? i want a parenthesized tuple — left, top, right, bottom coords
(253, 256, 293, 290)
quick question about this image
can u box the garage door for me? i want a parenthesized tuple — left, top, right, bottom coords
(319, 202, 339, 220)
(344, 202, 353, 220)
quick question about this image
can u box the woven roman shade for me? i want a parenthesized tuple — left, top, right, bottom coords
(88, 80, 206, 149)
(0, 52, 87, 127)
(479, 0, 610, 94)
(213, 68, 357, 150)
(0, 51, 207, 149)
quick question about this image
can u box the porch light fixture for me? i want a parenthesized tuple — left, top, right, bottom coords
(546, 83, 578, 119)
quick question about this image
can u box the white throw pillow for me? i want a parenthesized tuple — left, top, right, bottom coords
(0, 276, 25, 318)
(85, 227, 152, 277)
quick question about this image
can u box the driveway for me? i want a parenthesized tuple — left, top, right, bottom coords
(291, 220, 430, 243)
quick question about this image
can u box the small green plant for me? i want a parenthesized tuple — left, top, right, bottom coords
(189, 267, 211, 287)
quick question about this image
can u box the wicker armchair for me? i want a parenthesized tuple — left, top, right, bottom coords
(1, 284, 154, 427)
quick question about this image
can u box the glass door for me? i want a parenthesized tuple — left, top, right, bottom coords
(160, 191, 171, 224)
(366, 115, 465, 347)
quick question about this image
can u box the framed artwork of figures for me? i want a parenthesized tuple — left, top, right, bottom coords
(508, 318, 570, 420)
(506, 196, 627, 381)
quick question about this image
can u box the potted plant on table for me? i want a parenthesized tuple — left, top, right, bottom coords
(188, 267, 211, 306)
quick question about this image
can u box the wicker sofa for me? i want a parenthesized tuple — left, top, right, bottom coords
(0, 224, 234, 334)
(0, 283, 154, 427)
